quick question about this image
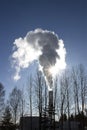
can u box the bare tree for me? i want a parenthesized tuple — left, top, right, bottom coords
(59, 74, 67, 130)
(27, 75, 33, 130)
(35, 71, 43, 130)
(43, 81, 48, 129)
(0, 83, 5, 119)
(64, 72, 72, 130)
(20, 88, 25, 118)
(78, 64, 87, 112)
(72, 65, 87, 114)
(9, 87, 22, 125)
(72, 67, 80, 114)
(54, 77, 61, 122)
(33, 69, 47, 130)
(2, 105, 12, 126)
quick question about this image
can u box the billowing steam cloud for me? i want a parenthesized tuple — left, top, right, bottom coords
(12, 29, 66, 88)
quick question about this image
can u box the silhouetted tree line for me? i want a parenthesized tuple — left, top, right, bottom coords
(59, 111, 87, 130)
(0, 64, 87, 130)
(0, 84, 22, 130)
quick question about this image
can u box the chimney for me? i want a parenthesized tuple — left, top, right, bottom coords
(49, 90, 53, 119)
(49, 90, 53, 108)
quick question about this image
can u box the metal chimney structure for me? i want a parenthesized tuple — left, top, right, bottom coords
(49, 90, 53, 115)
(48, 90, 55, 130)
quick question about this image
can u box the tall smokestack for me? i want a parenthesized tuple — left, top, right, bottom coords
(49, 90, 53, 109)
(49, 90, 53, 119)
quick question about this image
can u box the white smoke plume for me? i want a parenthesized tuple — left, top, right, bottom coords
(12, 28, 66, 87)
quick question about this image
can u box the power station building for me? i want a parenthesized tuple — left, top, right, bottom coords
(19, 90, 80, 130)
(20, 116, 80, 130)
(20, 90, 56, 130)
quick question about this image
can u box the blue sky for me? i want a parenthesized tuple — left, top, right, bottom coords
(0, 0, 87, 96)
